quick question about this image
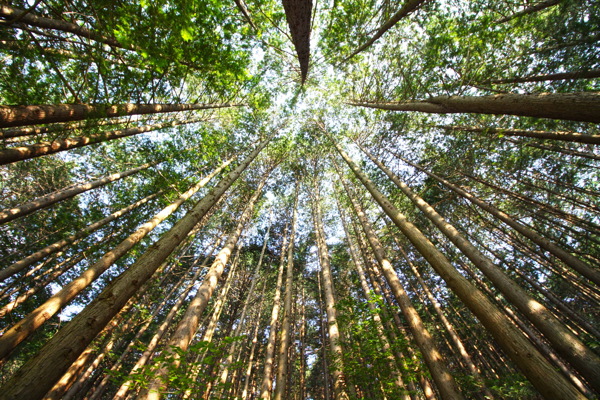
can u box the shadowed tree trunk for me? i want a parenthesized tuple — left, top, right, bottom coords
(281, 0, 313, 83)
(0, 102, 240, 128)
(435, 124, 600, 144)
(349, 91, 600, 123)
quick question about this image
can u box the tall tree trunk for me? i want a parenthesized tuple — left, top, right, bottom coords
(0, 158, 232, 361)
(0, 102, 240, 128)
(0, 162, 154, 224)
(273, 185, 299, 400)
(0, 137, 269, 400)
(359, 143, 600, 391)
(485, 68, 600, 84)
(0, 4, 132, 50)
(435, 124, 600, 144)
(336, 171, 464, 400)
(329, 137, 587, 400)
(495, 0, 562, 24)
(139, 171, 270, 400)
(0, 118, 203, 165)
(349, 91, 600, 123)
(311, 179, 350, 400)
(0, 115, 153, 140)
(393, 154, 600, 285)
(0, 191, 160, 281)
(342, 0, 428, 62)
(259, 223, 290, 400)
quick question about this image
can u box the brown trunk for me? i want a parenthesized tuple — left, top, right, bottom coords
(311, 180, 350, 400)
(337, 171, 464, 400)
(350, 91, 600, 123)
(0, 102, 240, 128)
(0, 162, 153, 224)
(0, 138, 269, 400)
(259, 224, 290, 400)
(330, 137, 587, 400)
(486, 69, 600, 84)
(436, 124, 600, 144)
(495, 0, 562, 24)
(273, 186, 300, 400)
(0, 118, 202, 165)
(343, 0, 428, 61)
(281, 0, 313, 83)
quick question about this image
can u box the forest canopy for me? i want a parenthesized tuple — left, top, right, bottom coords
(0, 0, 599, 399)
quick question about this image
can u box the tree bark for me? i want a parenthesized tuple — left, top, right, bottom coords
(343, 0, 428, 62)
(336, 171, 464, 400)
(0, 162, 153, 224)
(349, 91, 600, 123)
(436, 124, 600, 144)
(329, 137, 587, 400)
(273, 185, 299, 400)
(311, 179, 350, 400)
(0, 102, 240, 128)
(0, 137, 269, 400)
(259, 224, 290, 400)
(0, 118, 203, 165)
(485, 69, 600, 84)
(495, 0, 562, 24)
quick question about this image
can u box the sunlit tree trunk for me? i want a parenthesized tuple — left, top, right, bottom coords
(0, 118, 203, 165)
(273, 185, 299, 400)
(0, 102, 241, 128)
(337, 171, 464, 400)
(435, 124, 600, 144)
(0, 162, 155, 224)
(392, 154, 600, 285)
(359, 144, 600, 391)
(259, 223, 290, 400)
(311, 178, 350, 400)
(350, 91, 600, 123)
(0, 191, 160, 281)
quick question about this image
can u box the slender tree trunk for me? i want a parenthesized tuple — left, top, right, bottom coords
(311, 179, 350, 400)
(139, 172, 269, 400)
(495, 0, 562, 24)
(393, 153, 600, 285)
(0, 4, 131, 50)
(259, 224, 290, 400)
(330, 137, 587, 400)
(435, 124, 600, 144)
(0, 138, 269, 400)
(0, 102, 240, 128)
(337, 171, 464, 400)
(349, 91, 600, 123)
(273, 185, 299, 400)
(342, 0, 428, 62)
(359, 143, 600, 391)
(241, 293, 267, 400)
(0, 191, 160, 281)
(0, 115, 152, 140)
(0, 159, 231, 361)
(0, 118, 203, 165)
(0, 162, 154, 224)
